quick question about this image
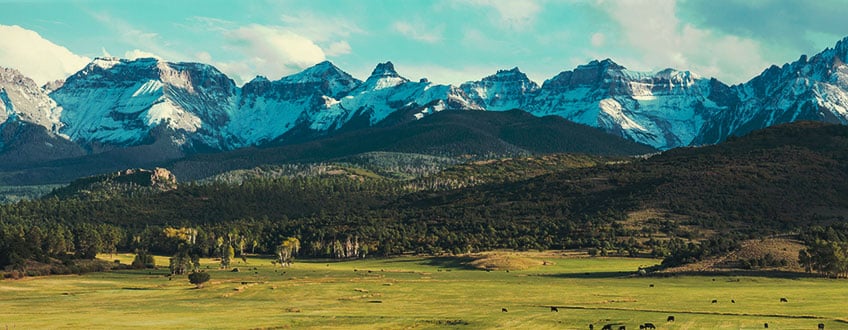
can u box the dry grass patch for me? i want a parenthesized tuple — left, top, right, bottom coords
(468, 252, 544, 271)
(664, 238, 805, 273)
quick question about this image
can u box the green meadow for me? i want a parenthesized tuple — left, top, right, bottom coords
(1, 253, 845, 329)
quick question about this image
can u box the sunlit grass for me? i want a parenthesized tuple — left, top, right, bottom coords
(0, 253, 844, 329)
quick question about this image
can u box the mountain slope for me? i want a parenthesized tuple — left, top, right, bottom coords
(521, 59, 732, 150)
(51, 57, 238, 152)
(698, 36, 848, 144)
(2, 35, 848, 175)
(0, 67, 85, 164)
(169, 109, 656, 181)
(402, 121, 848, 234)
(1, 121, 844, 263)
(229, 61, 362, 147)
(460, 67, 539, 111)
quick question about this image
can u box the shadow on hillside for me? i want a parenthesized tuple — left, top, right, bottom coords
(651, 270, 820, 279)
(422, 256, 478, 270)
(540, 271, 635, 279)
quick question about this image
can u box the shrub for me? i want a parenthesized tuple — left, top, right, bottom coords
(188, 271, 211, 288)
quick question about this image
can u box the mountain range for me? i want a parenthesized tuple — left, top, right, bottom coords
(1, 36, 847, 181)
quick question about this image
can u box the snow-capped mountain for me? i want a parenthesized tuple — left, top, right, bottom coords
(305, 61, 481, 133)
(0, 67, 63, 130)
(3, 35, 848, 167)
(460, 67, 539, 111)
(43, 59, 481, 154)
(51, 57, 238, 151)
(0, 67, 85, 164)
(229, 61, 361, 147)
(522, 59, 732, 149)
(697, 36, 848, 145)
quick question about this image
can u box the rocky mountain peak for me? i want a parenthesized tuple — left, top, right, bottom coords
(359, 61, 408, 91)
(460, 66, 540, 111)
(278, 60, 361, 98)
(0, 66, 62, 129)
(370, 61, 400, 78)
(487, 67, 537, 85)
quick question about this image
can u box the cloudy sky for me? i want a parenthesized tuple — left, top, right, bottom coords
(1, 0, 846, 86)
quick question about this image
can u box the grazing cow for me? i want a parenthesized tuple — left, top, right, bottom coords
(819, 323, 825, 329)
(643, 323, 656, 329)
(667, 315, 675, 322)
(601, 324, 613, 330)
(780, 297, 788, 302)
(764, 323, 768, 328)
(711, 299, 718, 304)
(550, 306, 559, 312)
(589, 324, 594, 330)
(731, 299, 736, 303)
(619, 326, 626, 330)
(649, 284, 654, 287)
(501, 308, 508, 313)
(639, 325, 644, 330)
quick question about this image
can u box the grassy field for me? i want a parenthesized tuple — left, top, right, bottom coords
(0, 252, 846, 329)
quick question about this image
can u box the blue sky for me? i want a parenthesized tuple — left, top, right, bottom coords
(1, 0, 846, 86)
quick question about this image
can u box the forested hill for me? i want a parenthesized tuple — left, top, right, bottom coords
(167, 109, 656, 181)
(0, 109, 655, 186)
(401, 121, 848, 235)
(2, 121, 848, 272)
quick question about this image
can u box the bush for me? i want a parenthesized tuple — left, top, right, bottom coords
(132, 251, 156, 269)
(188, 271, 211, 288)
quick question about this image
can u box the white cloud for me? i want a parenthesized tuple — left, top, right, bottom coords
(326, 41, 352, 56)
(195, 51, 212, 63)
(279, 12, 362, 58)
(219, 24, 326, 82)
(124, 49, 161, 60)
(596, 0, 767, 84)
(463, 0, 541, 31)
(88, 11, 187, 62)
(590, 32, 606, 47)
(393, 21, 444, 43)
(280, 12, 362, 43)
(0, 25, 90, 85)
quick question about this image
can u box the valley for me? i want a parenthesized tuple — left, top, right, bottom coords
(1, 253, 845, 329)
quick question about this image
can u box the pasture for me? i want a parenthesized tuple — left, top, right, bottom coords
(0, 252, 845, 329)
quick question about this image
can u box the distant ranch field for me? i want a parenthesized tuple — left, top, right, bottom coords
(1, 252, 846, 329)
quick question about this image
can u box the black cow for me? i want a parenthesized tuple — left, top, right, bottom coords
(589, 324, 594, 330)
(780, 297, 788, 302)
(819, 323, 825, 329)
(667, 315, 675, 322)
(711, 299, 718, 303)
(731, 299, 736, 303)
(643, 323, 656, 329)
(550, 306, 558, 312)
(619, 326, 626, 330)
(764, 323, 768, 328)
(601, 324, 613, 330)
(649, 284, 654, 287)
(501, 308, 508, 312)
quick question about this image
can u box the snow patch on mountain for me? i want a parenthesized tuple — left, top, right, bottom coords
(7, 35, 848, 158)
(52, 58, 236, 148)
(461, 67, 539, 111)
(0, 66, 64, 132)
